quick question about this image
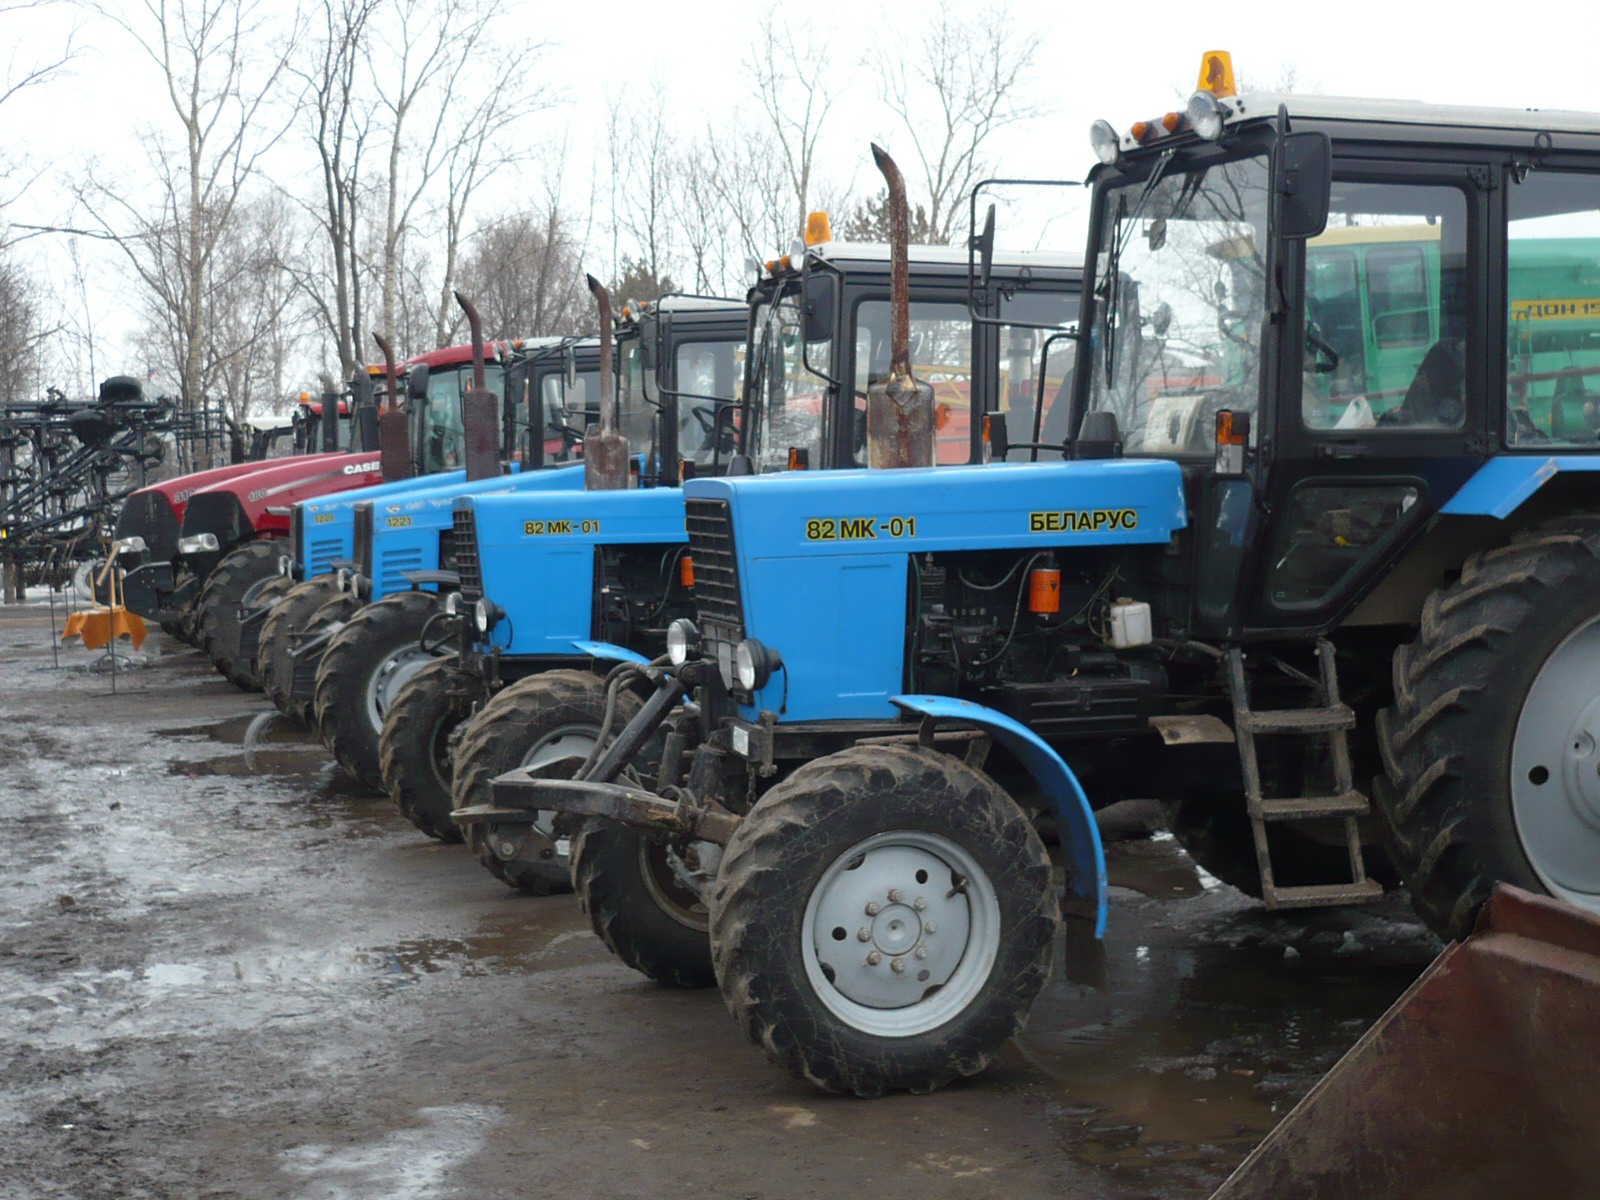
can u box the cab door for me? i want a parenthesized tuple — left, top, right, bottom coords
(1238, 163, 1496, 634)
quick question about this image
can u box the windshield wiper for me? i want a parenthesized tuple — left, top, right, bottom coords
(1101, 150, 1175, 386)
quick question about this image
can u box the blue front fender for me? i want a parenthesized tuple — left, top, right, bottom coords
(572, 640, 652, 667)
(890, 694, 1107, 938)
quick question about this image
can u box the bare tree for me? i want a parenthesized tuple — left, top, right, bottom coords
(363, 0, 553, 348)
(0, 252, 41, 405)
(605, 90, 678, 303)
(284, 0, 381, 378)
(874, 1, 1042, 244)
(452, 208, 587, 340)
(747, 5, 838, 236)
(74, 0, 300, 418)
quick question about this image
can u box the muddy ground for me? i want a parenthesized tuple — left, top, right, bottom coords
(0, 604, 1443, 1199)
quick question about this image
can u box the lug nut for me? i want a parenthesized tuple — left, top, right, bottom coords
(913, 897, 927, 911)
(865, 901, 881, 916)
(866, 951, 883, 966)
(887, 888, 903, 903)
(914, 946, 928, 960)
(891, 957, 906, 973)
(856, 928, 871, 942)
(925, 923, 937, 935)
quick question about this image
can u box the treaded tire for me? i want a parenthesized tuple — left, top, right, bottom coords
(1377, 518, 1600, 939)
(709, 744, 1058, 1097)
(572, 819, 715, 988)
(312, 590, 441, 792)
(259, 576, 345, 726)
(451, 669, 633, 896)
(379, 655, 472, 842)
(196, 540, 282, 690)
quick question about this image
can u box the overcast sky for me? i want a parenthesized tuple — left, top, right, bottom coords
(8, 0, 1600, 396)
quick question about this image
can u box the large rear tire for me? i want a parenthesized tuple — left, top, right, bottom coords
(451, 669, 634, 896)
(312, 590, 441, 792)
(379, 655, 472, 842)
(258, 576, 344, 726)
(196, 540, 282, 690)
(1378, 520, 1600, 939)
(572, 820, 716, 987)
(709, 744, 1057, 1097)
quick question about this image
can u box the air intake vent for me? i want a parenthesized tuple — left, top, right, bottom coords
(684, 496, 743, 648)
(453, 508, 481, 599)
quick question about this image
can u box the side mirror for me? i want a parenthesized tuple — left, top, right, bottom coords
(972, 202, 996, 293)
(640, 316, 659, 374)
(564, 346, 578, 391)
(1276, 130, 1332, 241)
(802, 272, 835, 345)
(407, 363, 430, 401)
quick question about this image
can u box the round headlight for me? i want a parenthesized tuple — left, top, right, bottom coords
(474, 597, 494, 634)
(1089, 119, 1121, 165)
(336, 567, 352, 593)
(1187, 91, 1225, 141)
(734, 638, 782, 693)
(666, 618, 700, 666)
(443, 591, 461, 616)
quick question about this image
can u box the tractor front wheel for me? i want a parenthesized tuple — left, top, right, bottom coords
(451, 669, 635, 896)
(312, 590, 442, 791)
(572, 820, 716, 988)
(379, 655, 473, 842)
(1379, 520, 1600, 938)
(709, 744, 1057, 1096)
(195, 539, 282, 690)
(258, 576, 344, 726)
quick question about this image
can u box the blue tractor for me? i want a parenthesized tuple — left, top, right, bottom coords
(379, 291, 761, 844)
(478, 91, 1600, 1098)
(445, 213, 1082, 912)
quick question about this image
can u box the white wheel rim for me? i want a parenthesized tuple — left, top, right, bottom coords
(364, 645, 435, 732)
(488, 725, 596, 850)
(638, 839, 714, 933)
(1512, 614, 1600, 907)
(801, 830, 1000, 1038)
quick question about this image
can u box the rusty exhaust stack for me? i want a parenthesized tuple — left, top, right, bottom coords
(372, 332, 413, 483)
(583, 274, 630, 490)
(865, 144, 935, 469)
(454, 292, 501, 482)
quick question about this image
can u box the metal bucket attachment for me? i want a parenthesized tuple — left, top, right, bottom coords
(1212, 884, 1600, 1200)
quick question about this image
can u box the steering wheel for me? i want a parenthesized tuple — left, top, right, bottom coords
(1304, 324, 1340, 374)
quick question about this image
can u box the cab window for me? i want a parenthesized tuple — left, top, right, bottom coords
(1504, 169, 1600, 446)
(1301, 182, 1468, 431)
(852, 300, 974, 465)
(997, 288, 1079, 455)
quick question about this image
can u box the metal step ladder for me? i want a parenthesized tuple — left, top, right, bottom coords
(1227, 639, 1383, 909)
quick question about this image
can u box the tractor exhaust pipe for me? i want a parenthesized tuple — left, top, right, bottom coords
(454, 292, 501, 482)
(584, 274, 630, 490)
(318, 373, 340, 453)
(865, 144, 935, 470)
(372, 332, 413, 483)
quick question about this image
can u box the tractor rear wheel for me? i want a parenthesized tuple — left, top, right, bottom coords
(1378, 519, 1600, 938)
(379, 655, 472, 842)
(259, 576, 345, 726)
(572, 819, 716, 987)
(709, 744, 1057, 1096)
(196, 539, 282, 690)
(312, 590, 441, 792)
(451, 669, 635, 896)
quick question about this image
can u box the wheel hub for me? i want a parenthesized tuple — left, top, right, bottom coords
(1512, 617, 1600, 899)
(811, 842, 974, 1012)
(366, 645, 434, 731)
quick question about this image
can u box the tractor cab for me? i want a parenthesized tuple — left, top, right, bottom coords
(501, 337, 602, 467)
(402, 340, 515, 476)
(742, 235, 1081, 471)
(1076, 60, 1600, 638)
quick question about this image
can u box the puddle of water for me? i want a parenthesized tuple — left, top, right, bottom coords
(1014, 861, 1441, 1196)
(156, 712, 315, 745)
(279, 1104, 503, 1200)
(168, 749, 330, 780)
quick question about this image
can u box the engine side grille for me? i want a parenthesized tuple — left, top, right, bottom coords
(378, 546, 424, 596)
(308, 537, 343, 577)
(289, 505, 303, 568)
(453, 508, 481, 599)
(352, 503, 374, 577)
(685, 497, 743, 646)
